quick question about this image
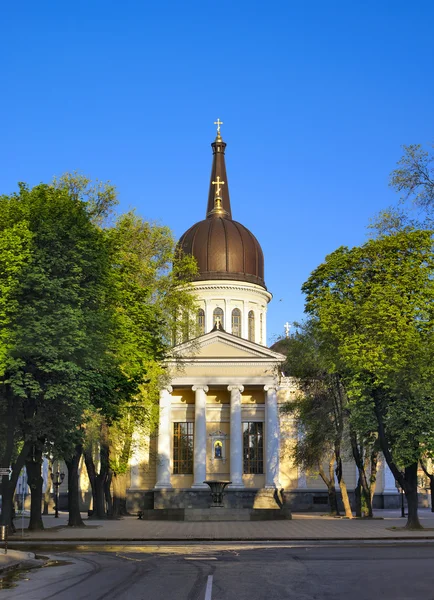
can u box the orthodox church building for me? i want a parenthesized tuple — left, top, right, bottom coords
(126, 124, 403, 513)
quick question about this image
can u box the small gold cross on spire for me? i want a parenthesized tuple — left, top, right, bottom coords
(214, 118, 223, 136)
(212, 175, 225, 197)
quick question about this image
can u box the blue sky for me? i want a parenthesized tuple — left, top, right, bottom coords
(2, 1, 434, 343)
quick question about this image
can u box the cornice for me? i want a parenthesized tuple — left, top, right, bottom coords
(190, 280, 272, 301)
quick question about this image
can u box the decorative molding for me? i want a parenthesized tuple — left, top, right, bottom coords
(227, 385, 244, 393)
(264, 385, 279, 393)
(191, 280, 272, 300)
(171, 376, 277, 385)
(192, 385, 209, 393)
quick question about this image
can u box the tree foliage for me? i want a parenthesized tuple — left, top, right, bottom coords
(370, 143, 434, 234)
(302, 229, 434, 528)
(0, 182, 117, 528)
(84, 211, 198, 517)
(281, 320, 356, 517)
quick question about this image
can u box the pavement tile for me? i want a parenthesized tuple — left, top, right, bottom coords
(4, 509, 434, 542)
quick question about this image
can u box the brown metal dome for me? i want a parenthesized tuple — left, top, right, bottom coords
(177, 126, 266, 289)
(178, 215, 265, 288)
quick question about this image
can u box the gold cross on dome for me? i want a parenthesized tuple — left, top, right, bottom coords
(214, 118, 223, 134)
(212, 175, 225, 196)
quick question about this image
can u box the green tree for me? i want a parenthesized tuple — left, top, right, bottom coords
(0, 183, 116, 529)
(85, 212, 197, 518)
(302, 230, 434, 529)
(51, 171, 118, 226)
(280, 321, 353, 518)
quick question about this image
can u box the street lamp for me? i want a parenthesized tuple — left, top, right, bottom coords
(50, 468, 65, 518)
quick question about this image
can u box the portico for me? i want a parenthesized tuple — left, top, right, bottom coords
(154, 329, 285, 500)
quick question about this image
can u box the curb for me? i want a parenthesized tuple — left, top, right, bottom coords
(7, 536, 434, 543)
(0, 553, 40, 577)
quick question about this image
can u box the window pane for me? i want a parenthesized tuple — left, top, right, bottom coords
(173, 422, 194, 474)
(242, 421, 264, 474)
(231, 308, 241, 337)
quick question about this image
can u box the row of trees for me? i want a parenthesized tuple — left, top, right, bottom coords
(282, 143, 434, 529)
(0, 174, 196, 529)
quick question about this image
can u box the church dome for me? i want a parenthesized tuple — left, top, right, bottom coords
(177, 125, 266, 289)
(178, 215, 265, 287)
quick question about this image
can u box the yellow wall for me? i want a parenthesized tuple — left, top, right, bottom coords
(172, 388, 195, 404)
(206, 388, 230, 404)
(241, 390, 264, 404)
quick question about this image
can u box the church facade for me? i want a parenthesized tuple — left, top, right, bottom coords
(126, 124, 406, 513)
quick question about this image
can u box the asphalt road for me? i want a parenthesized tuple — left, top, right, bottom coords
(1, 542, 434, 600)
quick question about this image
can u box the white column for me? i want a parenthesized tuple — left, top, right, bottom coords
(264, 385, 281, 488)
(155, 386, 173, 489)
(228, 385, 244, 488)
(192, 385, 209, 488)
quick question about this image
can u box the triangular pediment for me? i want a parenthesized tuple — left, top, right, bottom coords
(170, 330, 286, 362)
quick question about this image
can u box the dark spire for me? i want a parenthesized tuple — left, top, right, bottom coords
(206, 119, 232, 219)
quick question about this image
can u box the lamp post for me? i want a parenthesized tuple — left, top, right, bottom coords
(50, 468, 65, 518)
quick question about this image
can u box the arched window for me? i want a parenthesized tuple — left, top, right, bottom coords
(248, 310, 255, 342)
(231, 308, 241, 337)
(197, 309, 205, 335)
(213, 307, 224, 329)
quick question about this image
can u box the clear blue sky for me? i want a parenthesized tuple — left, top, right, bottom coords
(2, 1, 434, 343)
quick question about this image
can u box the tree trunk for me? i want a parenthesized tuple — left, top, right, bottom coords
(319, 460, 339, 516)
(105, 471, 113, 517)
(112, 473, 129, 517)
(94, 475, 107, 519)
(0, 482, 16, 534)
(0, 441, 32, 531)
(65, 444, 85, 527)
(430, 477, 434, 513)
(404, 462, 422, 530)
(369, 450, 378, 505)
(84, 449, 97, 515)
(339, 478, 353, 518)
(92, 429, 110, 519)
(25, 448, 44, 531)
(335, 454, 352, 519)
(0, 384, 31, 531)
(349, 431, 374, 518)
(327, 485, 339, 515)
(354, 480, 362, 517)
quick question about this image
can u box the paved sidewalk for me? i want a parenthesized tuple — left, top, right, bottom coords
(2, 509, 434, 576)
(5, 508, 434, 542)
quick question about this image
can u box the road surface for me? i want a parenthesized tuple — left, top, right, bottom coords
(1, 542, 434, 599)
